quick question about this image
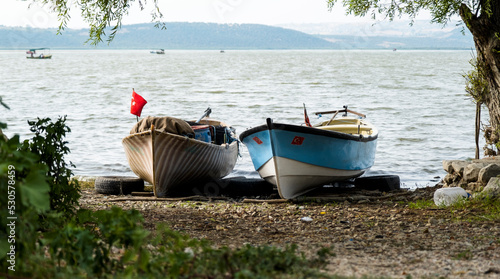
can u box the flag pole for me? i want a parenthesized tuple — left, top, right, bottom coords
(303, 103, 311, 127)
(132, 88, 138, 122)
(131, 88, 147, 122)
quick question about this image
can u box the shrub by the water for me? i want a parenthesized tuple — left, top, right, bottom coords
(0, 128, 51, 274)
(20, 116, 81, 217)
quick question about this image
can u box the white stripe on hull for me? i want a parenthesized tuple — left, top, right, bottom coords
(123, 130, 238, 197)
(122, 133, 154, 184)
(258, 157, 366, 199)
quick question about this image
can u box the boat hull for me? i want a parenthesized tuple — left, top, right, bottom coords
(240, 119, 377, 199)
(26, 55, 52, 59)
(123, 129, 238, 197)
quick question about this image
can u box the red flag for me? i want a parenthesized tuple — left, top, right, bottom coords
(303, 103, 312, 127)
(130, 90, 147, 117)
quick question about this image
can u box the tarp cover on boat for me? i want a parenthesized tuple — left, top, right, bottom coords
(130, 116, 194, 136)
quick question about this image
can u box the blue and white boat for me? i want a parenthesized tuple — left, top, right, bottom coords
(239, 107, 378, 199)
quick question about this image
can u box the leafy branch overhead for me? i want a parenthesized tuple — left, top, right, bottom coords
(38, 0, 165, 45)
(327, 0, 492, 26)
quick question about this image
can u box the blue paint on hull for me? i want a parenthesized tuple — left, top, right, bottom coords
(241, 129, 273, 170)
(271, 129, 377, 171)
(240, 120, 377, 174)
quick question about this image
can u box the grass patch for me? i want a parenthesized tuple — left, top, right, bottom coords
(408, 199, 435, 209)
(463, 195, 500, 222)
(409, 194, 500, 223)
(454, 249, 473, 260)
(78, 179, 95, 190)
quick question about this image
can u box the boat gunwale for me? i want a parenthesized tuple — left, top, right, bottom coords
(123, 129, 237, 149)
(240, 119, 378, 143)
(26, 55, 52, 59)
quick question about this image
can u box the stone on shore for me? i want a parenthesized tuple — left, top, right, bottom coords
(442, 160, 468, 176)
(451, 160, 469, 176)
(478, 164, 500, 184)
(441, 157, 500, 193)
(483, 177, 500, 198)
(464, 162, 490, 183)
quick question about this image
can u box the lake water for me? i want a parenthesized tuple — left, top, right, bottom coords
(0, 49, 482, 188)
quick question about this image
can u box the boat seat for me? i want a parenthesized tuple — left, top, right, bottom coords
(317, 125, 373, 135)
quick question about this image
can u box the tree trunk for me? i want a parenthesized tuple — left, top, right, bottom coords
(476, 102, 481, 159)
(460, 2, 500, 152)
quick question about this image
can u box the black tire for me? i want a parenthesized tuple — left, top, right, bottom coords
(219, 177, 275, 197)
(184, 177, 275, 197)
(95, 176, 144, 195)
(354, 175, 400, 192)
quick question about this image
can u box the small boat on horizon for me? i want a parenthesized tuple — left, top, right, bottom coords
(239, 106, 378, 199)
(122, 108, 239, 197)
(26, 48, 52, 59)
(150, 49, 165, 54)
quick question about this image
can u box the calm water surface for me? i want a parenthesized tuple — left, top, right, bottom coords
(0, 49, 480, 188)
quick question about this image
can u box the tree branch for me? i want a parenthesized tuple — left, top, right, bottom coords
(459, 3, 477, 33)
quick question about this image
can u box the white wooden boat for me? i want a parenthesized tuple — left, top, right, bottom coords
(240, 107, 378, 199)
(123, 114, 238, 197)
(150, 49, 165, 54)
(26, 48, 52, 59)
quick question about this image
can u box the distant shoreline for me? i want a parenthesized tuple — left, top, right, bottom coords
(0, 22, 473, 50)
(0, 47, 473, 51)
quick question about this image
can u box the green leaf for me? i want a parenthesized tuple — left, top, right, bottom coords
(75, 209, 94, 224)
(19, 167, 50, 212)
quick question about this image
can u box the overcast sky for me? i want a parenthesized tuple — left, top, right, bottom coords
(1, 0, 387, 29)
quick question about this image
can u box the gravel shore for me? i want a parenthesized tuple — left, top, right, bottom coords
(79, 185, 500, 278)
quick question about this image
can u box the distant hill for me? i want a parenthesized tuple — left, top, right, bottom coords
(279, 20, 475, 50)
(0, 21, 474, 50)
(316, 28, 474, 50)
(0, 22, 335, 50)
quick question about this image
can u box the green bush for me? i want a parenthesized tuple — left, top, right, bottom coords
(0, 127, 51, 275)
(20, 116, 81, 217)
(144, 224, 334, 278)
(39, 207, 149, 277)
